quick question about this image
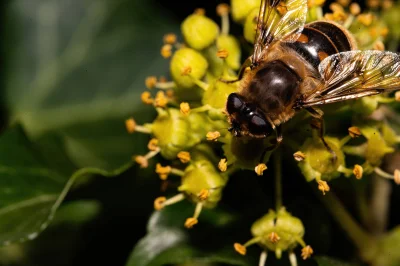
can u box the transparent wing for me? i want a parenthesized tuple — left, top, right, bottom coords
(252, 0, 308, 66)
(302, 50, 400, 107)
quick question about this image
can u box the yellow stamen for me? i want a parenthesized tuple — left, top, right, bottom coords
(293, 151, 306, 162)
(301, 245, 313, 260)
(161, 44, 172, 58)
(125, 118, 136, 134)
(180, 102, 191, 115)
(395, 91, 400, 102)
(163, 33, 177, 44)
(373, 40, 385, 51)
(155, 163, 172, 180)
(307, 0, 325, 7)
(336, 0, 350, 6)
(218, 158, 228, 172)
(145, 76, 157, 89)
(198, 189, 209, 201)
(357, 13, 373, 26)
(217, 49, 229, 59)
(134, 155, 149, 168)
(194, 8, 205, 15)
(181, 66, 192, 76)
(394, 169, 400, 185)
(206, 131, 221, 141)
(166, 89, 174, 98)
(216, 3, 230, 16)
(348, 126, 362, 138)
(349, 3, 361, 15)
(330, 2, 344, 12)
(234, 243, 247, 255)
(141, 91, 154, 104)
(184, 217, 198, 228)
(148, 138, 159, 151)
(317, 180, 330, 195)
(382, 0, 393, 9)
(154, 91, 169, 108)
(367, 0, 380, 8)
(353, 164, 363, 179)
(154, 196, 166, 210)
(380, 27, 389, 37)
(268, 232, 280, 243)
(255, 163, 267, 176)
(177, 151, 191, 163)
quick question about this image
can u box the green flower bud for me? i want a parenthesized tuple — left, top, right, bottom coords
(181, 14, 219, 50)
(151, 108, 218, 160)
(170, 48, 208, 89)
(243, 8, 259, 43)
(178, 159, 227, 208)
(251, 208, 305, 259)
(202, 80, 238, 109)
(365, 130, 394, 166)
(382, 124, 399, 147)
(298, 137, 345, 181)
(216, 35, 242, 70)
(231, 0, 260, 22)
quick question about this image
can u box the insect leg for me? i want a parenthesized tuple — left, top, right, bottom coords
(305, 107, 337, 163)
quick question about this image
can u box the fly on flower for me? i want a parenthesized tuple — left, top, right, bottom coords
(225, 0, 400, 160)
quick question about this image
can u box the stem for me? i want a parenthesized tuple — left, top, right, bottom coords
(273, 149, 282, 211)
(317, 190, 378, 262)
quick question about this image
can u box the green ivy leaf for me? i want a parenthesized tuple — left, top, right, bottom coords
(0, 125, 132, 245)
(126, 201, 250, 266)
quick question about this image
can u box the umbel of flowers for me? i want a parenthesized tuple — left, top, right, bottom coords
(126, 0, 400, 265)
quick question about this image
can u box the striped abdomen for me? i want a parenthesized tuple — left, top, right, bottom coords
(285, 21, 356, 69)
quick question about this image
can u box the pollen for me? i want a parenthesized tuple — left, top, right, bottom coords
(330, 2, 345, 12)
(357, 13, 373, 26)
(134, 155, 149, 168)
(337, 0, 350, 6)
(216, 3, 230, 16)
(206, 131, 221, 141)
(301, 245, 313, 260)
(218, 158, 228, 172)
(154, 196, 166, 210)
(394, 169, 400, 185)
(184, 217, 198, 228)
(141, 91, 154, 104)
(353, 164, 363, 179)
(161, 44, 172, 58)
(217, 49, 229, 59)
(148, 138, 159, 151)
(234, 243, 247, 255)
(177, 151, 191, 163)
(395, 91, 400, 102)
(293, 151, 306, 162)
(198, 189, 210, 201)
(194, 8, 205, 16)
(349, 3, 361, 15)
(125, 118, 136, 133)
(181, 66, 192, 76)
(268, 232, 280, 243)
(155, 163, 172, 180)
(145, 76, 157, 89)
(154, 91, 169, 108)
(373, 40, 385, 51)
(163, 33, 177, 44)
(348, 126, 362, 138)
(166, 89, 174, 98)
(180, 102, 191, 115)
(255, 163, 267, 176)
(317, 180, 330, 195)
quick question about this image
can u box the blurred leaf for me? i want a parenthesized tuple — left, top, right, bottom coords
(4, 0, 179, 170)
(126, 201, 250, 266)
(0, 125, 132, 245)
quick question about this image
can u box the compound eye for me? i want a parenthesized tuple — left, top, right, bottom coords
(248, 115, 271, 136)
(226, 93, 244, 114)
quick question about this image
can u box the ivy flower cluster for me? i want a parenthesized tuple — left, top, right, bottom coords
(125, 0, 400, 265)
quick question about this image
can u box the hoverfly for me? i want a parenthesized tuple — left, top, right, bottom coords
(225, 0, 400, 159)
